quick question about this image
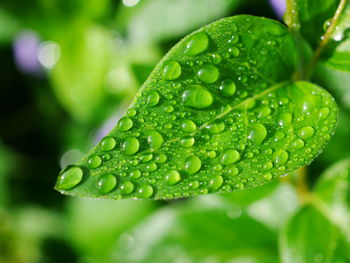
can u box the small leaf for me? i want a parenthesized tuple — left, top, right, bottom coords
(114, 197, 278, 263)
(280, 205, 350, 263)
(55, 15, 338, 200)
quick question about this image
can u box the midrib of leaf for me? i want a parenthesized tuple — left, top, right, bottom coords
(166, 80, 291, 145)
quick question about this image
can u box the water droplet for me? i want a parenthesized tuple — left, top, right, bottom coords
(298, 126, 315, 139)
(130, 169, 141, 179)
(278, 112, 292, 126)
(163, 60, 182, 80)
(209, 175, 224, 191)
(164, 105, 174, 112)
(182, 85, 213, 109)
(97, 174, 117, 194)
(183, 155, 202, 175)
(207, 150, 216, 158)
(180, 136, 195, 147)
(165, 170, 181, 185)
(273, 149, 289, 166)
(147, 130, 164, 149)
(256, 106, 271, 118)
(228, 46, 240, 57)
(120, 181, 134, 195)
(88, 155, 102, 168)
(228, 34, 239, 44)
(263, 173, 272, 180)
(318, 107, 330, 120)
(236, 182, 245, 190)
(273, 131, 285, 142)
(101, 136, 117, 151)
(140, 153, 153, 163)
(189, 180, 199, 189)
(197, 64, 219, 83)
(184, 32, 209, 56)
(56, 166, 83, 190)
(181, 120, 197, 133)
(137, 185, 154, 198)
(206, 120, 225, 134)
(219, 79, 236, 97)
(291, 139, 305, 149)
(102, 153, 111, 161)
(220, 149, 240, 165)
(118, 117, 133, 131)
(227, 166, 239, 176)
(145, 162, 157, 172)
(248, 123, 267, 145)
(155, 153, 167, 163)
(127, 108, 136, 117)
(263, 162, 273, 170)
(121, 137, 140, 155)
(147, 91, 160, 106)
(211, 53, 221, 64)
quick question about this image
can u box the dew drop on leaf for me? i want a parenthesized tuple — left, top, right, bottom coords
(87, 155, 102, 168)
(182, 85, 213, 109)
(291, 139, 305, 149)
(165, 170, 181, 185)
(273, 149, 289, 166)
(181, 120, 197, 133)
(118, 117, 133, 131)
(298, 126, 315, 139)
(120, 181, 134, 195)
(209, 175, 224, 191)
(220, 149, 240, 165)
(247, 123, 267, 145)
(101, 136, 117, 151)
(56, 166, 83, 190)
(121, 137, 140, 155)
(219, 79, 236, 97)
(183, 155, 202, 175)
(318, 107, 330, 120)
(197, 64, 219, 83)
(155, 153, 167, 163)
(162, 60, 182, 80)
(137, 185, 154, 198)
(206, 120, 225, 134)
(180, 136, 195, 148)
(147, 91, 160, 106)
(184, 32, 209, 56)
(130, 169, 141, 179)
(147, 130, 164, 149)
(97, 174, 117, 194)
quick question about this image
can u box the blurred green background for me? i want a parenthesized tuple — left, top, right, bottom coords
(1, 0, 350, 262)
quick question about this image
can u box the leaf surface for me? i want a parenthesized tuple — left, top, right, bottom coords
(280, 205, 350, 263)
(55, 15, 337, 199)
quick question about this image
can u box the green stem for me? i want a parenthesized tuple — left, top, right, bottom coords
(305, 0, 348, 79)
(285, 0, 300, 32)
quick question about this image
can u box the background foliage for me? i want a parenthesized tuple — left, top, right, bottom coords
(0, 0, 350, 262)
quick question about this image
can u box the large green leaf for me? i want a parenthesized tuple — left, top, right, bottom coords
(114, 197, 278, 263)
(55, 15, 337, 200)
(280, 205, 350, 263)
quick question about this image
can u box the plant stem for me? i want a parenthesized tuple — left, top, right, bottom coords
(295, 166, 311, 204)
(285, 0, 300, 32)
(305, 0, 348, 79)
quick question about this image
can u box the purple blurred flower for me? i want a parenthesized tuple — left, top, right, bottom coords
(269, 0, 286, 19)
(13, 30, 42, 75)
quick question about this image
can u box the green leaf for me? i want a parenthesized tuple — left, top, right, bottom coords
(280, 205, 350, 263)
(114, 197, 278, 263)
(314, 159, 350, 236)
(291, 0, 339, 48)
(55, 15, 338, 200)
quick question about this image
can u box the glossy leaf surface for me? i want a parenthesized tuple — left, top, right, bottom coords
(55, 15, 337, 200)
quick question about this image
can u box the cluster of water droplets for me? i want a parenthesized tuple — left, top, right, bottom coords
(55, 16, 337, 199)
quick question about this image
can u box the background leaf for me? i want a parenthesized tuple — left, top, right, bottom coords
(55, 15, 337, 200)
(280, 205, 350, 263)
